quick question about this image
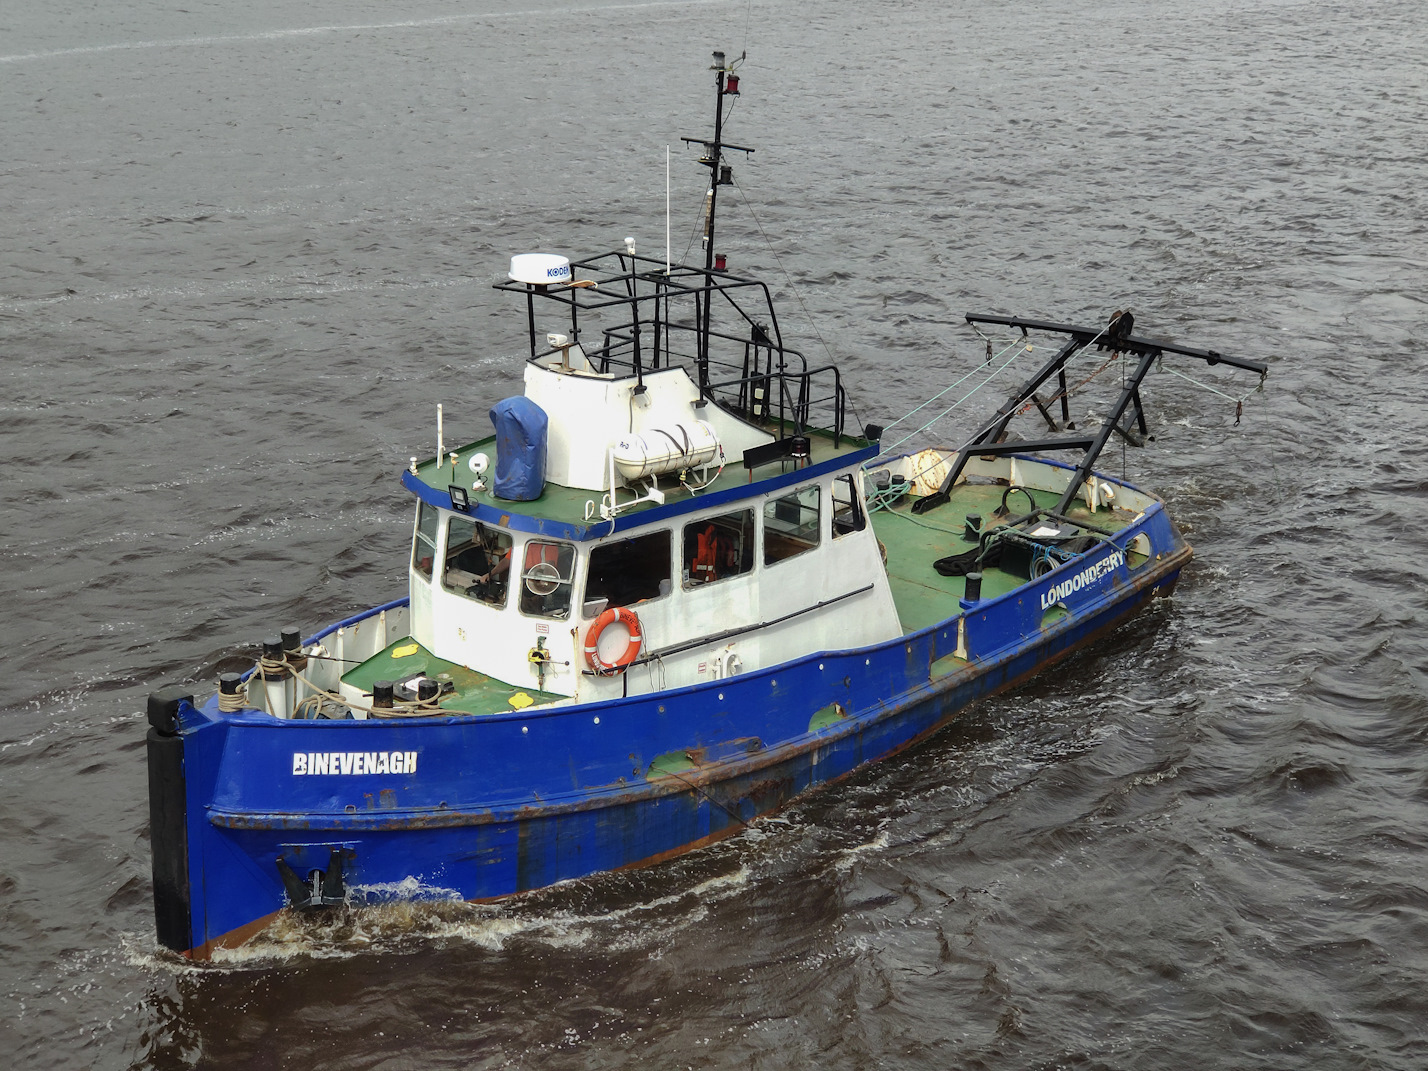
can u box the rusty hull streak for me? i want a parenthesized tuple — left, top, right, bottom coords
(207, 547, 1189, 835)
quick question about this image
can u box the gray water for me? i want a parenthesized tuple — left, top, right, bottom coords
(3, 0, 1427, 1067)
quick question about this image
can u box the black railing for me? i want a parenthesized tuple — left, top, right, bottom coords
(496, 249, 849, 444)
(704, 364, 844, 445)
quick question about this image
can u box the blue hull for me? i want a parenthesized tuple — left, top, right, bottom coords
(151, 508, 1188, 958)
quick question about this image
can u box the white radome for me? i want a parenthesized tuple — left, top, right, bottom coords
(509, 253, 572, 286)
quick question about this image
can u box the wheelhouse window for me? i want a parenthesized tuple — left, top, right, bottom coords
(441, 518, 513, 607)
(519, 540, 576, 619)
(763, 485, 820, 566)
(585, 530, 671, 613)
(412, 502, 439, 580)
(831, 474, 866, 538)
(683, 510, 755, 587)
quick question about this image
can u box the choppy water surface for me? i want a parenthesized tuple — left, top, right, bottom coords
(3, 0, 1426, 1066)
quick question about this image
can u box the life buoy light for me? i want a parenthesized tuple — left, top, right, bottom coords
(584, 607, 644, 676)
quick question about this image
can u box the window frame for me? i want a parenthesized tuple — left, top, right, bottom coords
(682, 508, 757, 590)
(440, 516, 513, 608)
(517, 538, 578, 620)
(411, 502, 440, 581)
(831, 473, 867, 539)
(585, 529, 674, 612)
(762, 483, 822, 568)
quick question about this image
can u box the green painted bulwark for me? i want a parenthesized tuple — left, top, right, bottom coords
(930, 652, 967, 679)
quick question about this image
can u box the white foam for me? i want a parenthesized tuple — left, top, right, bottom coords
(832, 828, 891, 873)
(156, 861, 754, 968)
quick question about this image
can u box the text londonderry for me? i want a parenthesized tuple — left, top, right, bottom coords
(1039, 551, 1126, 611)
(142, 50, 1267, 960)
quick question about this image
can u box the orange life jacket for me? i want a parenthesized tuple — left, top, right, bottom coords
(525, 541, 560, 570)
(694, 526, 719, 581)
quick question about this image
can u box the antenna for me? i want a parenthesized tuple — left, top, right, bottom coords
(680, 49, 754, 385)
(666, 144, 671, 275)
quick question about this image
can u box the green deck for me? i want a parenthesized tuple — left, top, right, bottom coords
(415, 427, 871, 529)
(341, 637, 563, 716)
(870, 483, 1139, 635)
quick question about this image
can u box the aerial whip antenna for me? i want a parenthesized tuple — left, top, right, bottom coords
(681, 49, 753, 386)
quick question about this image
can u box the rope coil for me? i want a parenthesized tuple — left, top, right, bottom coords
(244, 650, 456, 720)
(217, 683, 248, 713)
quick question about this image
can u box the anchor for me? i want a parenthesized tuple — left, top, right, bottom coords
(275, 847, 350, 910)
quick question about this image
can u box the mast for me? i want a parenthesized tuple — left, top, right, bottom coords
(682, 49, 753, 387)
(702, 51, 732, 279)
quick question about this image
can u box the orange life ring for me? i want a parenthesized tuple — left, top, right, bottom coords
(584, 606, 643, 676)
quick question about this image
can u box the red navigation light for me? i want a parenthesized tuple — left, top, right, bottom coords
(714, 254, 727, 271)
(726, 75, 740, 95)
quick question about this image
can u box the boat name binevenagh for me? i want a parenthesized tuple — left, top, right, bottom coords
(292, 752, 420, 776)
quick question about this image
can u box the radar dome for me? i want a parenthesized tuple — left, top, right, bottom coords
(509, 254, 572, 286)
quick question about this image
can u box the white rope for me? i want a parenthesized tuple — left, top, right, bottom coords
(871, 338, 1033, 460)
(877, 334, 1028, 433)
(250, 655, 450, 720)
(1156, 361, 1262, 404)
(866, 317, 1127, 504)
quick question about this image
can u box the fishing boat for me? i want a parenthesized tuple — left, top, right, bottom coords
(144, 52, 1267, 960)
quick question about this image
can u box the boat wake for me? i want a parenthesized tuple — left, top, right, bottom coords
(168, 864, 759, 968)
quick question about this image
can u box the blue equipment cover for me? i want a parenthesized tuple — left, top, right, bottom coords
(489, 396, 548, 500)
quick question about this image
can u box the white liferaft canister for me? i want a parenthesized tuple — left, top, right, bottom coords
(611, 421, 719, 480)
